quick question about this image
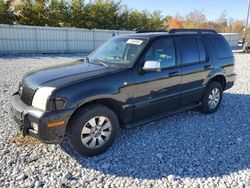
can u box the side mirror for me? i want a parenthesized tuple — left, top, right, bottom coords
(142, 61, 161, 72)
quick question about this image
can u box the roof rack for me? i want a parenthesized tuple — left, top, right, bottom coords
(136, 30, 168, 33)
(169, 29, 217, 34)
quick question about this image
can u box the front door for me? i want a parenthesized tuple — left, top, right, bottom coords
(132, 37, 181, 120)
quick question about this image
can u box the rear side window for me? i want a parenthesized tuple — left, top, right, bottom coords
(179, 37, 200, 64)
(209, 36, 233, 59)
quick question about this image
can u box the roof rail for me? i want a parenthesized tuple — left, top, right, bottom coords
(169, 29, 217, 34)
(136, 30, 168, 33)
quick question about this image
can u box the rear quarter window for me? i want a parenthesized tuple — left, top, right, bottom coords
(208, 35, 233, 59)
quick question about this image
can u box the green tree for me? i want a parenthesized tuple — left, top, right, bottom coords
(32, 0, 48, 26)
(117, 5, 130, 30)
(140, 10, 151, 30)
(47, 0, 70, 27)
(0, 0, 16, 24)
(127, 10, 144, 30)
(84, 0, 120, 29)
(17, 0, 48, 26)
(148, 11, 163, 30)
(16, 0, 36, 25)
(126, 10, 163, 31)
(70, 0, 85, 28)
(58, 0, 70, 27)
(47, 0, 60, 26)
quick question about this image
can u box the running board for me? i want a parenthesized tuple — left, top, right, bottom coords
(124, 102, 202, 129)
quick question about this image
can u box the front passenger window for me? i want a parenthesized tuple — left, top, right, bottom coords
(144, 38, 176, 68)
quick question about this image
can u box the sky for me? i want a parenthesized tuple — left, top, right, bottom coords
(87, 0, 249, 21)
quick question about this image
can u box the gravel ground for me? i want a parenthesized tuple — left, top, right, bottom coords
(0, 53, 250, 188)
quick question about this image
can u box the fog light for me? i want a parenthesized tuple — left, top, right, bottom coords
(30, 122, 39, 131)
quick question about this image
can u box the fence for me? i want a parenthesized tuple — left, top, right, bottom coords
(0, 24, 239, 54)
(0, 24, 134, 54)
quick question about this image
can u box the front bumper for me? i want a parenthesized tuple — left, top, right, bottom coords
(10, 93, 75, 144)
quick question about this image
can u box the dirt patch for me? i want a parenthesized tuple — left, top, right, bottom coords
(8, 133, 41, 146)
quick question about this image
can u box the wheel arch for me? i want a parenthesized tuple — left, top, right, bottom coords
(66, 97, 126, 132)
(208, 75, 226, 90)
(204, 69, 226, 90)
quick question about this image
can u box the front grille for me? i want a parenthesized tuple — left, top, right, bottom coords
(19, 83, 36, 106)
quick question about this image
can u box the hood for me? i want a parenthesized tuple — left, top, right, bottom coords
(22, 60, 118, 90)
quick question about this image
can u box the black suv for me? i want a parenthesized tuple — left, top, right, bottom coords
(11, 29, 236, 156)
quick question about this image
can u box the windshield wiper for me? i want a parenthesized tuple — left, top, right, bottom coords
(89, 59, 109, 67)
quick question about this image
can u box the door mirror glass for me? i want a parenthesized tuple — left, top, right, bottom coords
(142, 61, 161, 72)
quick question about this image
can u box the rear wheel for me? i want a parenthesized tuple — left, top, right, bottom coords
(68, 104, 119, 157)
(244, 42, 250, 53)
(200, 81, 223, 114)
(246, 46, 250, 53)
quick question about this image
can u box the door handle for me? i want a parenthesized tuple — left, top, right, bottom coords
(169, 71, 180, 77)
(204, 65, 212, 69)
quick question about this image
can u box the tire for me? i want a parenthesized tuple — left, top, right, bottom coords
(246, 46, 250, 53)
(200, 81, 223, 114)
(243, 42, 250, 53)
(68, 104, 119, 157)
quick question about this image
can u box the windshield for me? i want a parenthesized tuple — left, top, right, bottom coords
(88, 37, 148, 68)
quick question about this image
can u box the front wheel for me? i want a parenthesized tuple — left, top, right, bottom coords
(68, 104, 119, 157)
(200, 81, 223, 114)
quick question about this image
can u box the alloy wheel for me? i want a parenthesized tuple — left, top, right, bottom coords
(81, 116, 112, 149)
(208, 88, 221, 109)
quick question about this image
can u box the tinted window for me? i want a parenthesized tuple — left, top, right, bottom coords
(180, 37, 199, 64)
(144, 38, 176, 68)
(197, 38, 207, 62)
(209, 36, 233, 59)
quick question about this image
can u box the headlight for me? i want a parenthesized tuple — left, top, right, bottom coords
(32, 87, 55, 111)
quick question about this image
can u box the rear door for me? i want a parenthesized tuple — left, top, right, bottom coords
(176, 35, 212, 106)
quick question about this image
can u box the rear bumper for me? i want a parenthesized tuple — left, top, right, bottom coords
(225, 73, 237, 90)
(10, 93, 75, 144)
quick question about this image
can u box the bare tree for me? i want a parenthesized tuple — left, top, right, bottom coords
(185, 10, 207, 28)
(217, 10, 228, 32)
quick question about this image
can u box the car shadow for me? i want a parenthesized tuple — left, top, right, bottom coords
(60, 92, 250, 180)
